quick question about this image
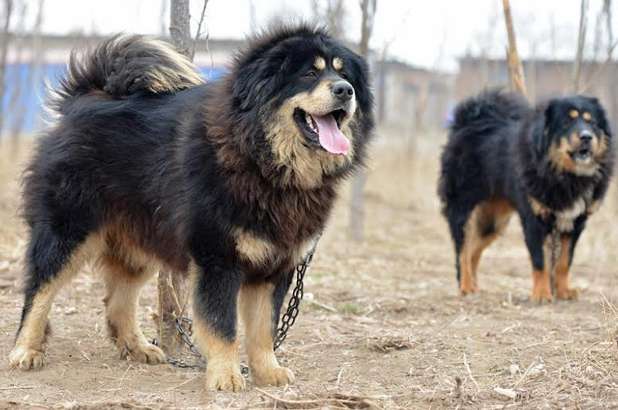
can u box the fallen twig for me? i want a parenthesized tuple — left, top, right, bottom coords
(463, 352, 481, 393)
(255, 388, 383, 409)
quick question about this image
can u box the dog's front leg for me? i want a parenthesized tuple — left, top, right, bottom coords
(239, 279, 295, 387)
(192, 259, 245, 392)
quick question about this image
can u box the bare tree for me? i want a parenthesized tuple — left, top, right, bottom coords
(310, 0, 345, 39)
(573, 0, 589, 93)
(502, 0, 528, 97)
(169, 0, 192, 57)
(158, 0, 207, 354)
(604, 0, 613, 57)
(349, 0, 376, 242)
(0, 0, 13, 137)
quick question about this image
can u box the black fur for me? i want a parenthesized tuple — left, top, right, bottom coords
(17, 25, 374, 357)
(439, 90, 613, 290)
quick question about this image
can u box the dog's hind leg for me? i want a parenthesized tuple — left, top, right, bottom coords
(9, 225, 101, 370)
(100, 251, 166, 364)
(239, 280, 295, 387)
(457, 208, 481, 295)
(445, 208, 471, 294)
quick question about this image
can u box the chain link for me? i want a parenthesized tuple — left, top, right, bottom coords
(273, 234, 320, 350)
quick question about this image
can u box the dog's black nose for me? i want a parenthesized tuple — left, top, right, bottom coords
(580, 130, 593, 142)
(332, 81, 354, 101)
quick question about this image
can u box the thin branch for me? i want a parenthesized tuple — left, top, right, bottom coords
(463, 353, 481, 392)
(192, 0, 209, 60)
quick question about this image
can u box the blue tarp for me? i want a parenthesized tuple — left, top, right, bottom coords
(1, 63, 226, 134)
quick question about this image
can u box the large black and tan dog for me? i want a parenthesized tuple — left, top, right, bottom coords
(439, 91, 613, 302)
(9, 25, 373, 391)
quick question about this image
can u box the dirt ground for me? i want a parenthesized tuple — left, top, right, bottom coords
(2, 134, 618, 409)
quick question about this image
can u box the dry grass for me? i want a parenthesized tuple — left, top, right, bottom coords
(1, 133, 618, 408)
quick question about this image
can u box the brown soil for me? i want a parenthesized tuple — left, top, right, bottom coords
(1, 136, 618, 409)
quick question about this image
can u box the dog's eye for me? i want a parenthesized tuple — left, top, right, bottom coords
(304, 70, 318, 78)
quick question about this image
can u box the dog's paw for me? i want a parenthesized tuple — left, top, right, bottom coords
(459, 285, 478, 296)
(530, 288, 553, 304)
(253, 366, 295, 387)
(9, 346, 45, 370)
(120, 342, 166, 365)
(206, 365, 246, 392)
(556, 287, 579, 301)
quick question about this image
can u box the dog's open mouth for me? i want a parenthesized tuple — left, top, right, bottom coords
(294, 108, 350, 155)
(570, 146, 592, 162)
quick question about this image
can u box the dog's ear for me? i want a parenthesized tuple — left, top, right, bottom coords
(532, 100, 557, 156)
(231, 49, 289, 112)
(587, 96, 613, 138)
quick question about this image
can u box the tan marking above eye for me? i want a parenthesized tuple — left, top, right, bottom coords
(313, 56, 326, 71)
(569, 109, 579, 119)
(333, 57, 343, 71)
(582, 112, 592, 122)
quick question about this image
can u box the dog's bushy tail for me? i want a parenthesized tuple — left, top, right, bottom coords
(49, 34, 204, 114)
(450, 89, 529, 135)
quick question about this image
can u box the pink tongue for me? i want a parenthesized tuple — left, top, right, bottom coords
(313, 114, 350, 155)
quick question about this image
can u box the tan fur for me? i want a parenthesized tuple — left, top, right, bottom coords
(235, 229, 277, 265)
(265, 80, 356, 189)
(313, 56, 326, 71)
(531, 236, 554, 303)
(113, 36, 203, 94)
(555, 235, 578, 300)
(459, 199, 513, 295)
(332, 57, 343, 71)
(192, 314, 245, 392)
(9, 233, 104, 369)
(582, 111, 592, 122)
(549, 133, 604, 176)
(569, 109, 579, 119)
(101, 252, 166, 364)
(239, 283, 294, 386)
(528, 196, 551, 219)
(587, 199, 602, 215)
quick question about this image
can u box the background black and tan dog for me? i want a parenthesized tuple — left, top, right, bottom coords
(439, 90, 613, 302)
(9, 25, 374, 391)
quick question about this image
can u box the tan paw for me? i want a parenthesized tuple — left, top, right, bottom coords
(556, 287, 579, 301)
(206, 365, 246, 392)
(121, 342, 166, 364)
(9, 346, 45, 370)
(531, 287, 553, 304)
(253, 366, 295, 387)
(460, 284, 478, 296)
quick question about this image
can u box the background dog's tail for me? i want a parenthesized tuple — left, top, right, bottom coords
(49, 34, 204, 114)
(449, 89, 529, 135)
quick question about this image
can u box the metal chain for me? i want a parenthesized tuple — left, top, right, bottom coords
(273, 234, 320, 351)
(161, 234, 321, 367)
(549, 227, 560, 296)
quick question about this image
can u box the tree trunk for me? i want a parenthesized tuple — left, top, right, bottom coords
(349, 0, 376, 242)
(502, 0, 528, 97)
(157, 0, 193, 355)
(170, 0, 191, 57)
(573, 0, 589, 93)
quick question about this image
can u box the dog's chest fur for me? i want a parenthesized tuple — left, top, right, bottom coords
(554, 197, 586, 232)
